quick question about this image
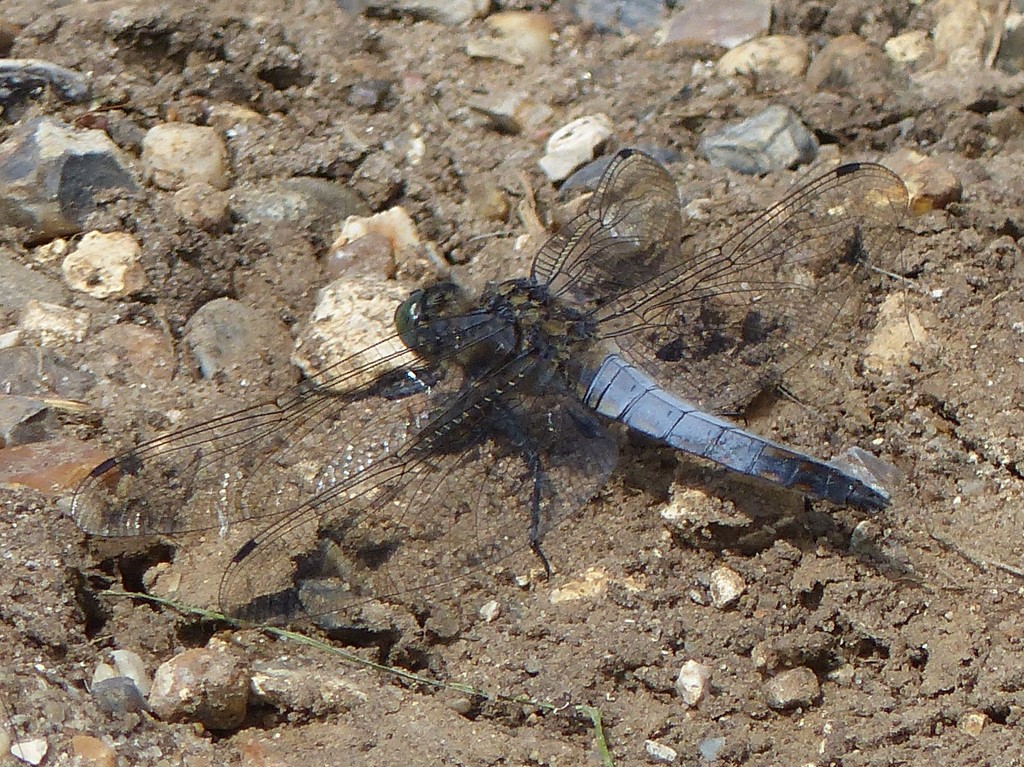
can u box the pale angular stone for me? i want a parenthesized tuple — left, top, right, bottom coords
(142, 123, 230, 191)
(61, 231, 147, 299)
(675, 660, 712, 706)
(708, 565, 746, 609)
(765, 667, 820, 710)
(717, 35, 809, 78)
(539, 114, 614, 182)
(19, 300, 89, 346)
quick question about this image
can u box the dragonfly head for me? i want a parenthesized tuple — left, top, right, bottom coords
(395, 281, 469, 354)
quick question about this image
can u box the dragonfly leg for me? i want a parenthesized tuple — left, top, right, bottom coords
(525, 448, 553, 578)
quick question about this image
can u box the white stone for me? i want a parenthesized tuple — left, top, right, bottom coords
(478, 599, 501, 622)
(884, 29, 931, 64)
(142, 123, 230, 191)
(10, 737, 47, 765)
(675, 659, 712, 706)
(19, 300, 89, 345)
(539, 114, 613, 182)
(708, 565, 745, 609)
(333, 206, 421, 259)
(644, 739, 678, 764)
(61, 230, 147, 298)
(111, 649, 152, 697)
(717, 35, 809, 78)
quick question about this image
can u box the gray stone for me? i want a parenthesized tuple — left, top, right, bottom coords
(0, 59, 90, 118)
(91, 676, 148, 715)
(232, 177, 370, 234)
(0, 117, 136, 239)
(574, 0, 666, 32)
(0, 395, 50, 447)
(184, 298, 294, 386)
(662, 0, 771, 48)
(700, 105, 817, 175)
(0, 250, 67, 312)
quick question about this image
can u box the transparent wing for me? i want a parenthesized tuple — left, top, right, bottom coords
(534, 149, 909, 412)
(71, 323, 616, 625)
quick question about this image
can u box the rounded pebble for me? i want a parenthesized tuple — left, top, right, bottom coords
(71, 735, 116, 767)
(173, 182, 231, 232)
(708, 565, 746, 609)
(765, 666, 821, 710)
(717, 35, 809, 79)
(141, 123, 230, 191)
(675, 659, 712, 707)
(148, 640, 250, 729)
(539, 114, 614, 182)
(61, 230, 147, 299)
(184, 297, 294, 386)
(109, 649, 151, 697)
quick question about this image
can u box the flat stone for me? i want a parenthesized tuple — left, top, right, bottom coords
(233, 178, 370, 234)
(700, 104, 817, 174)
(10, 737, 47, 765)
(0, 117, 136, 239)
(183, 298, 294, 386)
(575, 0, 666, 32)
(0, 59, 90, 118)
(61, 230, 147, 299)
(90, 676, 147, 715)
(0, 249, 67, 311)
(932, 0, 991, 69)
(644, 739, 678, 764)
(661, 0, 770, 48)
(0, 395, 50, 447)
(765, 667, 821, 710)
(141, 123, 231, 191)
(466, 11, 553, 66)
(249, 658, 368, 716)
(717, 35, 809, 79)
(19, 300, 89, 346)
(148, 640, 250, 729)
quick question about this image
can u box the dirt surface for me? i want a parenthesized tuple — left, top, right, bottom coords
(3, 1, 1024, 765)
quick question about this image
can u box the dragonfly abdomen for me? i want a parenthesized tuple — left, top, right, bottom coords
(582, 355, 889, 511)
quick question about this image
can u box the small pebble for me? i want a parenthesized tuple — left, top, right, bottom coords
(884, 29, 932, 66)
(109, 649, 152, 697)
(61, 230, 147, 299)
(467, 11, 553, 66)
(91, 676, 148, 715)
(10, 737, 47, 765)
(71, 734, 116, 767)
(233, 177, 369, 232)
(708, 565, 745, 609)
(0, 395, 49, 447)
(19, 300, 89, 346)
(958, 710, 987, 737)
(148, 640, 250, 729)
(863, 292, 927, 373)
(765, 667, 821, 710)
(141, 123, 230, 191)
(347, 79, 392, 110)
(716, 35, 809, 79)
(539, 114, 614, 182)
(883, 149, 962, 214)
(661, 0, 770, 48)
(332, 206, 421, 261)
(478, 599, 500, 622)
(700, 104, 816, 174)
(173, 182, 231, 232)
(644, 739, 678, 764)
(675, 659, 712, 707)
(698, 736, 726, 761)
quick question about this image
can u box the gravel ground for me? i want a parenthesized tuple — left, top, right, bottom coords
(3, 1, 1024, 765)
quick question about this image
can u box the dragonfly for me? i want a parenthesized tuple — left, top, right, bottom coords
(70, 149, 909, 626)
